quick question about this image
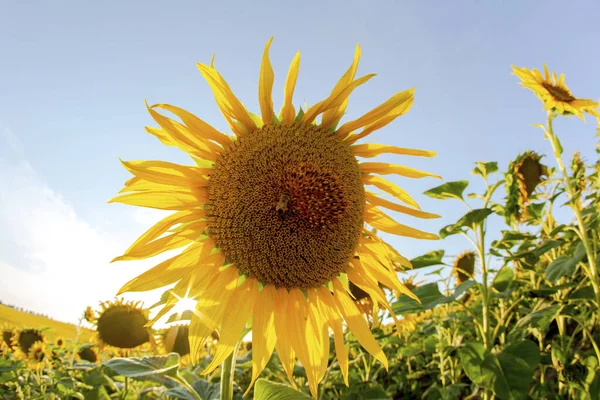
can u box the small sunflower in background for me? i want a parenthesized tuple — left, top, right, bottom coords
(83, 305, 96, 323)
(453, 251, 477, 285)
(512, 65, 599, 119)
(159, 324, 190, 357)
(77, 344, 99, 363)
(11, 328, 45, 360)
(88, 298, 153, 350)
(400, 275, 424, 291)
(505, 151, 549, 224)
(54, 336, 66, 349)
(27, 342, 50, 370)
(111, 37, 440, 397)
(1, 325, 14, 348)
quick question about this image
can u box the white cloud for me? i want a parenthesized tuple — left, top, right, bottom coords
(0, 127, 167, 325)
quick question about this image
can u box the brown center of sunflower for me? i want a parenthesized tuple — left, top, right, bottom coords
(206, 123, 365, 289)
(541, 82, 575, 102)
(96, 305, 150, 349)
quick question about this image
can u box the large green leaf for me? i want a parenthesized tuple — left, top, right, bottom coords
(493, 266, 515, 292)
(254, 379, 311, 399)
(424, 181, 469, 200)
(392, 281, 474, 315)
(459, 342, 510, 399)
(440, 208, 493, 238)
(497, 340, 540, 400)
(514, 305, 559, 332)
(410, 250, 446, 269)
(166, 380, 220, 400)
(545, 242, 586, 283)
(340, 381, 389, 399)
(103, 353, 179, 385)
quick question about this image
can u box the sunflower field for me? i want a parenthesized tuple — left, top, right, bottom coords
(1, 39, 600, 400)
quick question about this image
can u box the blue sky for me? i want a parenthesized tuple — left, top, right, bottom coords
(1, 0, 599, 323)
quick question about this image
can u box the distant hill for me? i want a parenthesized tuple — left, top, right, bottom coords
(1, 304, 95, 343)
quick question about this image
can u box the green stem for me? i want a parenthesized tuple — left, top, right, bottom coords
(546, 114, 600, 315)
(221, 343, 240, 400)
(476, 224, 491, 350)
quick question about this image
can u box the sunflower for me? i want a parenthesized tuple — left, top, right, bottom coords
(83, 306, 96, 323)
(28, 341, 50, 370)
(2, 326, 14, 348)
(11, 328, 45, 359)
(512, 65, 599, 119)
(453, 251, 476, 285)
(77, 345, 99, 363)
(505, 151, 548, 224)
(92, 298, 152, 349)
(111, 38, 440, 398)
(54, 336, 65, 349)
(159, 324, 191, 357)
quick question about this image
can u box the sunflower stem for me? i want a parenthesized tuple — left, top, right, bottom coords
(545, 114, 600, 325)
(220, 342, 240, 400)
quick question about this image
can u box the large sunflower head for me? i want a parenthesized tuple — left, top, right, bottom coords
(453, 251, 476, 284)
(158, 324, 191, 357)
(27, 341, 50, 370)
(512, 65, 599, 119)
(505, 151, 548, 224)
(93, 298, 152, 349)
(111, 38, 440, 398)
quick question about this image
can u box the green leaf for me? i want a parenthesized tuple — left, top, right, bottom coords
(424, 181, 469, 200)
(514, 305, 559, 332)
(166, 380, 220, 400)
(568, 285, 595, 300)
(440, 208, 493, 238)
(340, 381, 389, 399)
(254, 379, 311, 399)
(392, 283, 451, 315)
(472, 161, 499, 179)
(493, 266, 515, 292)
(103, 353, 179, 384)
(545, 242, 586, 283)
(409, 250, 446, 269)
(497, 340, 540, 400)
(459, 342, 510, 399)
(454, 280, 476, 299)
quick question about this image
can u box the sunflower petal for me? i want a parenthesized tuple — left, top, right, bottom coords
(259, 37, 275, 125)
(337, 89, 414, 138)
(152, 104, 232, 147)
(351, 143, 436, 158)
(362, 174, 419, 209)
(244, 284, 277, 396)
(189, 267, 239, 364)
(197, 64, 257, 135)
(365, 192, 439, 219)
(281, 51, 301, 124)
(321, 44, 361, 130)
(109, 189, 207, 210)
(121, 160, 210, 187)
(345, 96, 414, 143)
(202, 279, 258, 374)
(302, 74, 376, 124)
(360, 162, 441, 179)
(274, 288, 297, 387)
(365, 207, 439, 240)
(332, 279, 387, 369)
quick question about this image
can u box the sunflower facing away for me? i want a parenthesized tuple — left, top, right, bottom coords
(90, 298, 152, 350)
(111, 38, 440, 397)
(453, 251, 476, 285)
(512, 65, 599, 119)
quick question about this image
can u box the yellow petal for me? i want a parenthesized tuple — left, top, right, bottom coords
(351, 143, 436, 158)
(115, 209, 202, 261)
(315, 287, 349, 386)
(202, 279, 258, 374)
(360, 162, 441, 179)
(321, 44, 361, 130)
(306, 289, 330, 384)
(273, 288, 297, 387)
(109, 189, 207, 210)
(197, 64, 257, 135)
(259, 37, 275, 125)
(365, 207, 439, 240)
(152, 103, 233, 147)
(112, 233, 190, 261)
(146, 103, 220, 160)
(121, 159, 209, 189)
(189, 267, 239, 364)
(118, 177, 186, 194)
(336, 89, 414, 138)
(281, 51, 301, 124)
(359, 254, 418, 301)
(345, 96, 414, 143)
(244, 284, 277, 396)
(331, 279, 388, 369)
(365, 192, 440, 219)
(361, 174, 419, 209)
(302, 74, 376, 124)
